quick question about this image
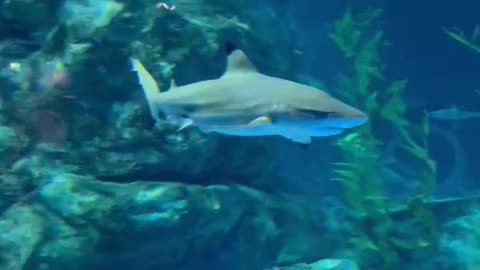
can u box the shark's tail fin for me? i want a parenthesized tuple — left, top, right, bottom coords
(130, 58, 161, 120)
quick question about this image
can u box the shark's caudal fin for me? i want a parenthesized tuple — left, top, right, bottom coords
(130, 58, 161, 120)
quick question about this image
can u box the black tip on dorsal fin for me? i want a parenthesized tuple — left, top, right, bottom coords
(222, 42, 258, 76)
(225, 41, 237, 55)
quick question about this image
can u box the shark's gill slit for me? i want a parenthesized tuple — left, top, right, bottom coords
(182, 104, 199, 113)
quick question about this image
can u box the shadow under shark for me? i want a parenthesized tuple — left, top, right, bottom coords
(130, 48, 368, 144)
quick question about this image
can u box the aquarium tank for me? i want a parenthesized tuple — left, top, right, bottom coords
(0, 0, 479, 269)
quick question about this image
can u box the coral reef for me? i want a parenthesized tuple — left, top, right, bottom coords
(0, 1, 332, 269)
(439, 206, 480, 269)
(271, 258, 359, 270)
(0, 0, 284, 194)
(0, 174, 349, 270)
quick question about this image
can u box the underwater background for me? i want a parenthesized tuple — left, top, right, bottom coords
(0, 0, 479, 269)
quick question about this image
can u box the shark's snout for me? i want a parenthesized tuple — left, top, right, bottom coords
(322, 95, 368, 127)
(327, 106, 368, 129)
(339, 103, 368, 118)
(347, 109, 368, 126)
(339, 116, 368, 128)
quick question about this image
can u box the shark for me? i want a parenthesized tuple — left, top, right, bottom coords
(427, 106, 480, 121)
(130, 48, 368, 144)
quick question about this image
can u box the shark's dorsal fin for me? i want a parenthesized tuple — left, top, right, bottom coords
(222, 49, 258, 77)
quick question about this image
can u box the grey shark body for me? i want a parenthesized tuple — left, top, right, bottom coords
(428, 106, 480, 120)
(130, 49, 368, 144)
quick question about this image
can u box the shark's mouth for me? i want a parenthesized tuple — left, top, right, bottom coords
(319, 117, 368, 129)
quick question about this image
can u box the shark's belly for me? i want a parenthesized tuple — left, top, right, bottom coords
(199, 122, 346, 140)
(200, 125, 279, 136)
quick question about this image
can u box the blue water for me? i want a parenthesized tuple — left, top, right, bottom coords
(0, 0, 479, 269)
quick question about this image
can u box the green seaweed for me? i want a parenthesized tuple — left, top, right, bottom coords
(328, 6, 438, 269)
(443, 25, 480, 53)
(328, 6, 360, 58)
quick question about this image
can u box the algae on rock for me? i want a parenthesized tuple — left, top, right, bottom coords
(0, 174, 344, 270)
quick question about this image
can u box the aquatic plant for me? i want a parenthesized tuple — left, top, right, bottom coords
(329, 6, 386, 215)
(443, 25, 480, 53)
(328, 6, 438, 269)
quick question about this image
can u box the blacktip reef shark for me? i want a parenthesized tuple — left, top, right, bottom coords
(130, 48, 368, 144)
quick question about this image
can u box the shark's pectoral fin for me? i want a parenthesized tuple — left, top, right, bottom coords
(176, 119, 194, 132)
(282, 132, 311, 145)
(248, 116, 272, 126)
